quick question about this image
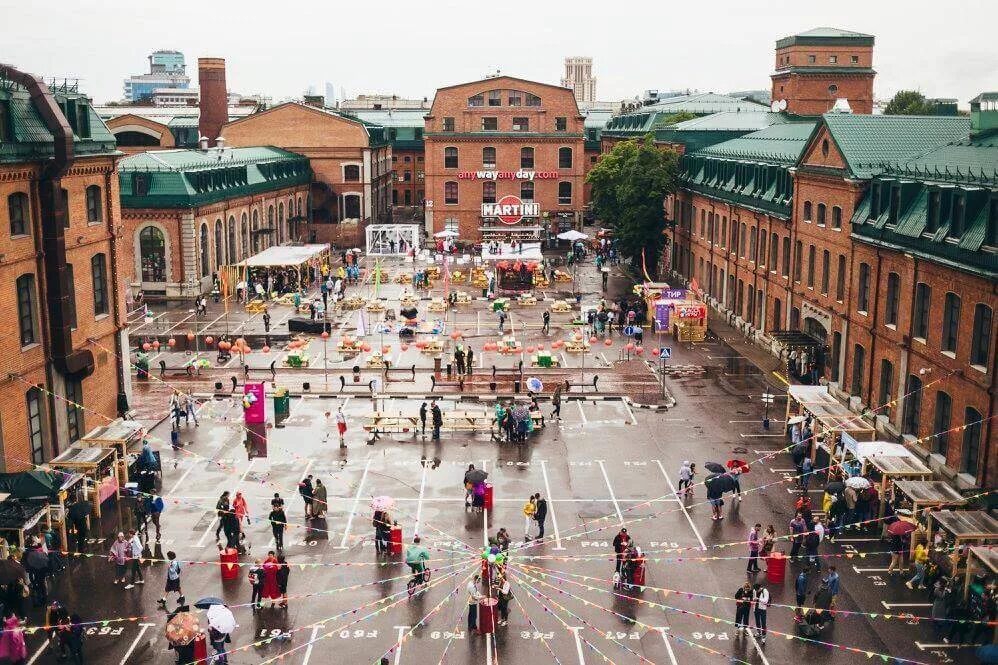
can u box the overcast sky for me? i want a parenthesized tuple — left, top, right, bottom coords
(2, 0, 994, 107)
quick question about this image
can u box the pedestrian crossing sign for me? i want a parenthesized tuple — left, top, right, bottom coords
(659, 347, 671, 359)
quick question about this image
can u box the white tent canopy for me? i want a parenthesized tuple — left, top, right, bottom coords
(241, 244, 329, 268)
(366, 224, 420, 256)
(557, 230, 589, 241)
(481, 241, 544, 261)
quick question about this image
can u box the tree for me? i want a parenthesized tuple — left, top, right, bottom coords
(659, 111, 697, 126)
(884, 90, 935, 116)
(586, 135, 679, 275)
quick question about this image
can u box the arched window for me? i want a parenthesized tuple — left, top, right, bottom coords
(520, 181, 534, 201)
(7, 192, 29, 236)
(214, 219, 224, 269)
(971, 304, 993, 367)
(558, 147, 573, 169)
(902, 374, 923, 435)
(227, 216, 237, 264)
(240, 213, 248, 259)
(558, 181, 572, 205)
(86, 185, 102, 224)
(139, 226, 166, 281)
(26, 386, 46, 464)
(278, 202, 285, 244)
(482, 147, 496, 168)
(251, 210, 260, 253)
(520, 147, 534, 169)
(961, 407, 983, 477)
(344, 195, 361, 219)
(200, 223, 210, 277)
(803, 201, 813, 221)
(344, 164, 361, 182)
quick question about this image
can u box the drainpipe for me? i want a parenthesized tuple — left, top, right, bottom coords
(104, 168, 129, 416)
(980, 287, 997, 489)
(866, 248, 883, 418)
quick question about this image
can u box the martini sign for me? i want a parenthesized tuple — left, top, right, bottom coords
(481, 195, 540, 225)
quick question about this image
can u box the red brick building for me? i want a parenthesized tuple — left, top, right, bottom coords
(423, 76, 586, 242)
(0, 67, 130, 470)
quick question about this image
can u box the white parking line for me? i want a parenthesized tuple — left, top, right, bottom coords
(746, 631, 771, 665)
(26, 639, 48, 665)
(730, 419, 785, 424)
(540, 461, 564, 550)
(413, 462, 428, 537)
(739, 433, 784, 438)
(852, 566, 891, 573)
(337, 456, 372, 548)
(393, 626, 408, 664)
(195, 459, 256, 547)
(916, 642, 976, 650)
(881, 601, 931, 609)
(655, 628, 678, 665)
(836, 537, 880, 542)
(596, 460, 623, 526)
(622, 399, 636, 425)
(576, 401, 588, 425)
(119, 623, 156, 665)
(302, 625, 322, 665)
(568, 626, 586, 665)
(654, 460, 706, 550)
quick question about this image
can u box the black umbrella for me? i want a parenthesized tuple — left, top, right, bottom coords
(466, 469, 488, 484)
(703, 462, 726, 474)
(705, 473, 736, 494)
(23, 549, 48, 572)
(824, 481, 846, 495)
(67, 500, 92, 521)
(0, 559, 26, 584)
(194, 596, 225, 609)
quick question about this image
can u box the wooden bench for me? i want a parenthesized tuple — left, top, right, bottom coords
(383, 364, 416, 383)
(339, 376, 376, 394)
(564, 375, 599, 393)
(430, 374, 465, 392)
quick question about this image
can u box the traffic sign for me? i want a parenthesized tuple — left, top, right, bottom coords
(623, 325, 637, 336)
(659, 347, 672, 360)
(761, 393, 775, 403)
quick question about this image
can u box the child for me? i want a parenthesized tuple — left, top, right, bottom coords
(159, 551, 182, 607)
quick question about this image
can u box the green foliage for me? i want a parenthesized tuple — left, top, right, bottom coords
(586, 135, 679, 275)
(884, 90, 935, 116)
(662, 111, 697, 126)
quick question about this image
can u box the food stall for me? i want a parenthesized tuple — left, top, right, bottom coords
(864, 454, 933, 519)
(0, 496, 51, 549)
(925, 510, 998, 577)
(963, 546, 997, 641)
(48, 445, 120, 519)
(495, 260, 540, 296)
(785, 386, 876, 468)
(0, 470, 85, 549)
(78, 418, 144, 486)
(221, 244, 331, 303)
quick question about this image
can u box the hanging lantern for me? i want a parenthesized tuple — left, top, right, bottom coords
(205, 336, 214, 345)
(589, 336, 598, 344)
(152, 340, 161, 350)
(401, 343, 410, 352)
(526, 346, 536, 354)
(604, 338, 613, 347)
(652, 348, 661, 357)
(262, 345, 271, 354)
(573, 333, 582, 342)
(635, 346, 644, 355)
(382, 345, 391, 355)
(141, 342, 151, 351)
(450, 331, 461, 340)
(626, 342, 635, 352)
(167, 338, 176, 347)
(321, 331, 330, 340)
(186, 332, 195, 342)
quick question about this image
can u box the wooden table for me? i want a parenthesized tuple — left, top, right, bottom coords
(531, 353, 560, 367)
(421, 339, 443, 354)
(365, 299, 387, 312)
(365, 353, 388, 368)
(362, 412, 420, 435)
(427, 298, 446, 312)
(551, 300, 572, 313)
(564, 340, 590, 353)
(517, 294, 537, 306)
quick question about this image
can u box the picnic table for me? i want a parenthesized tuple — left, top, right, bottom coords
(362, 412, 420, 434)
(365, 353, 388, 368)
(551, 300, 572, 313)
(428, 297, 447, 312)
(365, 299, 387, 312)
(531, 352, 559, 368)
(564, 339, 590, 353)
(517, 293, 537, 306)
(421, 338, 443, 354)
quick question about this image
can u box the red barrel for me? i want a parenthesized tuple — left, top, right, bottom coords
(766, 552, 787, 584)
(390, 526, 403, 556)
(478, 597, 498, 634)
(220, 548, 239, 581)
(193, 634, 208, 664)
(484, 483, 494, 511)
(631, 557, 646, 588)
(481, 558, 490, 578)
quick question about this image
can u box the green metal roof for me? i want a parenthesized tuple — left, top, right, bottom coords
(0, 81, 117, 163)
(167, 116, 200, 128)
(118, 146, 311, 209)
(603, 94, 769, 138)
(810, 113, 972, 178)
(348, 109, 426, 128)
(667, 111, 789, 132)
(697, 121, 818, 165)
(776, 27, 874, 48)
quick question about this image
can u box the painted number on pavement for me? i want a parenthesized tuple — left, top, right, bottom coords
(868, 575, 887, 587)
(604, 631, 640, 640)
(521, 631, 555, 640)
(691, 632, 729, 641)
(85, 627, 124, 636)
(581, 541, 610, 548)
(430, 631, 465, 640)
(649, 541, 680, 549)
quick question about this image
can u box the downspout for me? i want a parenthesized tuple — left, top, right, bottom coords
(104, 168, 129, 415)
(866, 248, 883, 414)
(980, 285, 997, 489)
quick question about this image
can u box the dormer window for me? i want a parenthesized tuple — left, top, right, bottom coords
(926, 190, 941, 233)
(0, 100, 11, 142)
(888, 186, 900, 225)
(950, 194, 966, 238)
(987, 199, 998, 246)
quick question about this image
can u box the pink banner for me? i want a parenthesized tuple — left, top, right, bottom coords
(243, 382, 266, 424)
(98, 474, 118, 504)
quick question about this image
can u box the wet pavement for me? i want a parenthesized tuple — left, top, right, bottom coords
(28, 253, 985, 664)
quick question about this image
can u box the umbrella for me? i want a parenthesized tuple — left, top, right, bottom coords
(705, 473, 736, 493)
(787, 415, 805, 425)
(165, 611, 200, 646)
(526, 377, 544, 393)
(703, 462, 726, 474)
(194, 597, 225, 610)
(206, 605, 237, 634)
(67, 500, 92, 521)
(351, 248, 363, 253)
(726, 459, 750, 473)
(845, 476, 871, 490)
(824, 481, 846, 495)
(434, 230, 460, 238)
(466, 469, 488, 484)
(887, 520, 916, 537)
(557, 230, 588, 241)
(0, 559, 26, 584)
(371, 496, 395, 511)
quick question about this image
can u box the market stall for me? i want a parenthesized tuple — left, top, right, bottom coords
(963, 547, 998, 634)
(48, 445, 120, 519)
(220, 244, 331, 302)
(786, 385, 876, 468)
(925, 510, 998, 577)
(79, 418, 144, 486)
(366, 224, 420, 256)
(0, 470, 84, 550)
(892, 480, 967, 524)
(0, 496, 51, 549)
(494, 260, 540, 296)
(865, 454, 933, 519)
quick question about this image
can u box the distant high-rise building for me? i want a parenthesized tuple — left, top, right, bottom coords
(325, 82, 337, 106)
(561, 57, 596, 104)
(123, 49, 190, 102)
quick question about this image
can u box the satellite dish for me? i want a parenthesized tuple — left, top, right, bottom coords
(778, 99, 788, 111)
(770, 100, 781, 112)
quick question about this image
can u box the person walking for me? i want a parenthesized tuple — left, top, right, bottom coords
(677, 461, 695, 499)
(753, 583, 769, 643)
(209, 626, 231, 665)
(734, 582, 753, 632)
(214, 492, 231, 542)
(126, 529, 144, 587)
(66, 614, 85, 665)
(262, 555, 281, 608)
(249, 560, 264, 611)
(465, 347, 474, 375)
(185, 389, 199, 426)
(463, 465, 477, 508)
(906, 542, 929, 590)
(0, 614, 27, 664)
(804, 527, 821, 571)
(551, 391, 561, 420)
(335, 407, 348, 447)
(467, 575, 483, 633)
(707, 475, 724, 520)
(747, 524, 762, 573)
(431, 401, 443, 440)
(158, 551, 182, 607)
(233, 491, 249, 528)
(795, 569, 808, 609)
(497, 309, 506, 334)
(789, 513, 806, 560)
(313, 480, 327, 519)
(495, 573, 512, 627)
(269, 504, 287, 552)
(522, 494, 537, 541)
(298, 475, 314, 518)
(373, 510, 391, 554)
(535, 494, 548, 540)
(800, 457, 814, 491)
(824, 566, 840, 603)
(276, 554, 290, 609)
(419, 402, 427, 435)
(454, 346, 465, 375)
(108, 532, 129, 586)
(542, 310, 550, 335)
(612, 529, 631, 573)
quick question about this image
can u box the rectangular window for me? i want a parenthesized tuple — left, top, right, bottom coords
(86, 186, 102, 224)
(488, 90, 501, 106)
(721, 218, 727, 249)
(769, 234, 778, 271)
(878, 360, 894, 417)
(520, 181, 534, 201)
(482, 147, 496, 169)
(555, 117, 567, 131)
(444, 147, 458, 169)
(836, 255, 846, 300)
(468, 94, 484, 107)
(92, 253, 108, 315)
(902, 375, 923, 435)
(971, 304, 993, 367)
(851, 55, 859, 63)
(829, 55, 838, 64)
(520, 147, 534, 169)
(525, 93, 541, 107)
(442, 117, 455, 132)
(851, 344, 865, 396)
(803, 201, 812, 221)
(758, 230, 767, 265)
(27, 389, 45, 464)
(512, 117, 529, 132)
(885, 273, 899, 325)
(508, 92, 521, 106)
(941, 293, 961, 353)
(913, 283, 931, 339)
(481, 117, 498, 131)
(807, 245, 816, 287)
(793, 241, 802, 281)
(482, 181, 496, 204)
(8, 193, 29, 236)
(962, 408, 982, 477)
(781, 238, 790, 277)
(808, 55, 816, 64)
(444, 182, 458, 205)
(820, 249, 829, 295)
(832, 206, 842, 229)
(66, 379, 83, 443)
(857, 262, 870, 312)
(558, 182, 572, 205)
(16, 274, 36, 346)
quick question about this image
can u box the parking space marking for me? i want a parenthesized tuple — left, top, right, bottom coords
(654, 460, 706, 550)
(302, 625, 322, 665)
(195, 458, 256, 547)
(596, 460, 623, 526)
(852, 566, 891, 573)
(655, 628, 679, 665)
(730, 419, 785, 424)
(622, 399, 636, 425)
(540, 460, 564, 550)
(568, 626, 587, 665)
(916, 642, 976, 650)
(836, 537, 881, 543)
(413, 462, 428, 537)
(746, 631, 771, 665)
(393, 626, 408, 664)
(739, 433, 783, 438)
(576, 401, 588, 425)
(120, 622, 156, 665)
(881, 601, 931, 609)
(337, 456, 372, 549)
(25, 639, 48, 665)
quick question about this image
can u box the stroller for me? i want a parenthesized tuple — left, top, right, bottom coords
(794, 607, 829, 637)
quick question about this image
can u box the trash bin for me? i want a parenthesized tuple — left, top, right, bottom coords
(631, 556, 646, 589)
(766, 552, 787, 584)
(433, 357, 442, 375)
(390, 526, 403, 556)
(273, 392, 290, 423)
(220, 547, 240, 580)
(484, 483, 494, 511)
(478, 597, 499, 634)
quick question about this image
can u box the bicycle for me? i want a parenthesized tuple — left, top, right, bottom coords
(407, 567, 430, 598)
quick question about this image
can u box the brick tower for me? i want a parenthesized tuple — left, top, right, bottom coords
(770, 27, 875, 115)
(198, 57, 227, 146)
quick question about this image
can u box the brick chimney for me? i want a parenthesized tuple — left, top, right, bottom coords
(198, 57, 227, 147)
